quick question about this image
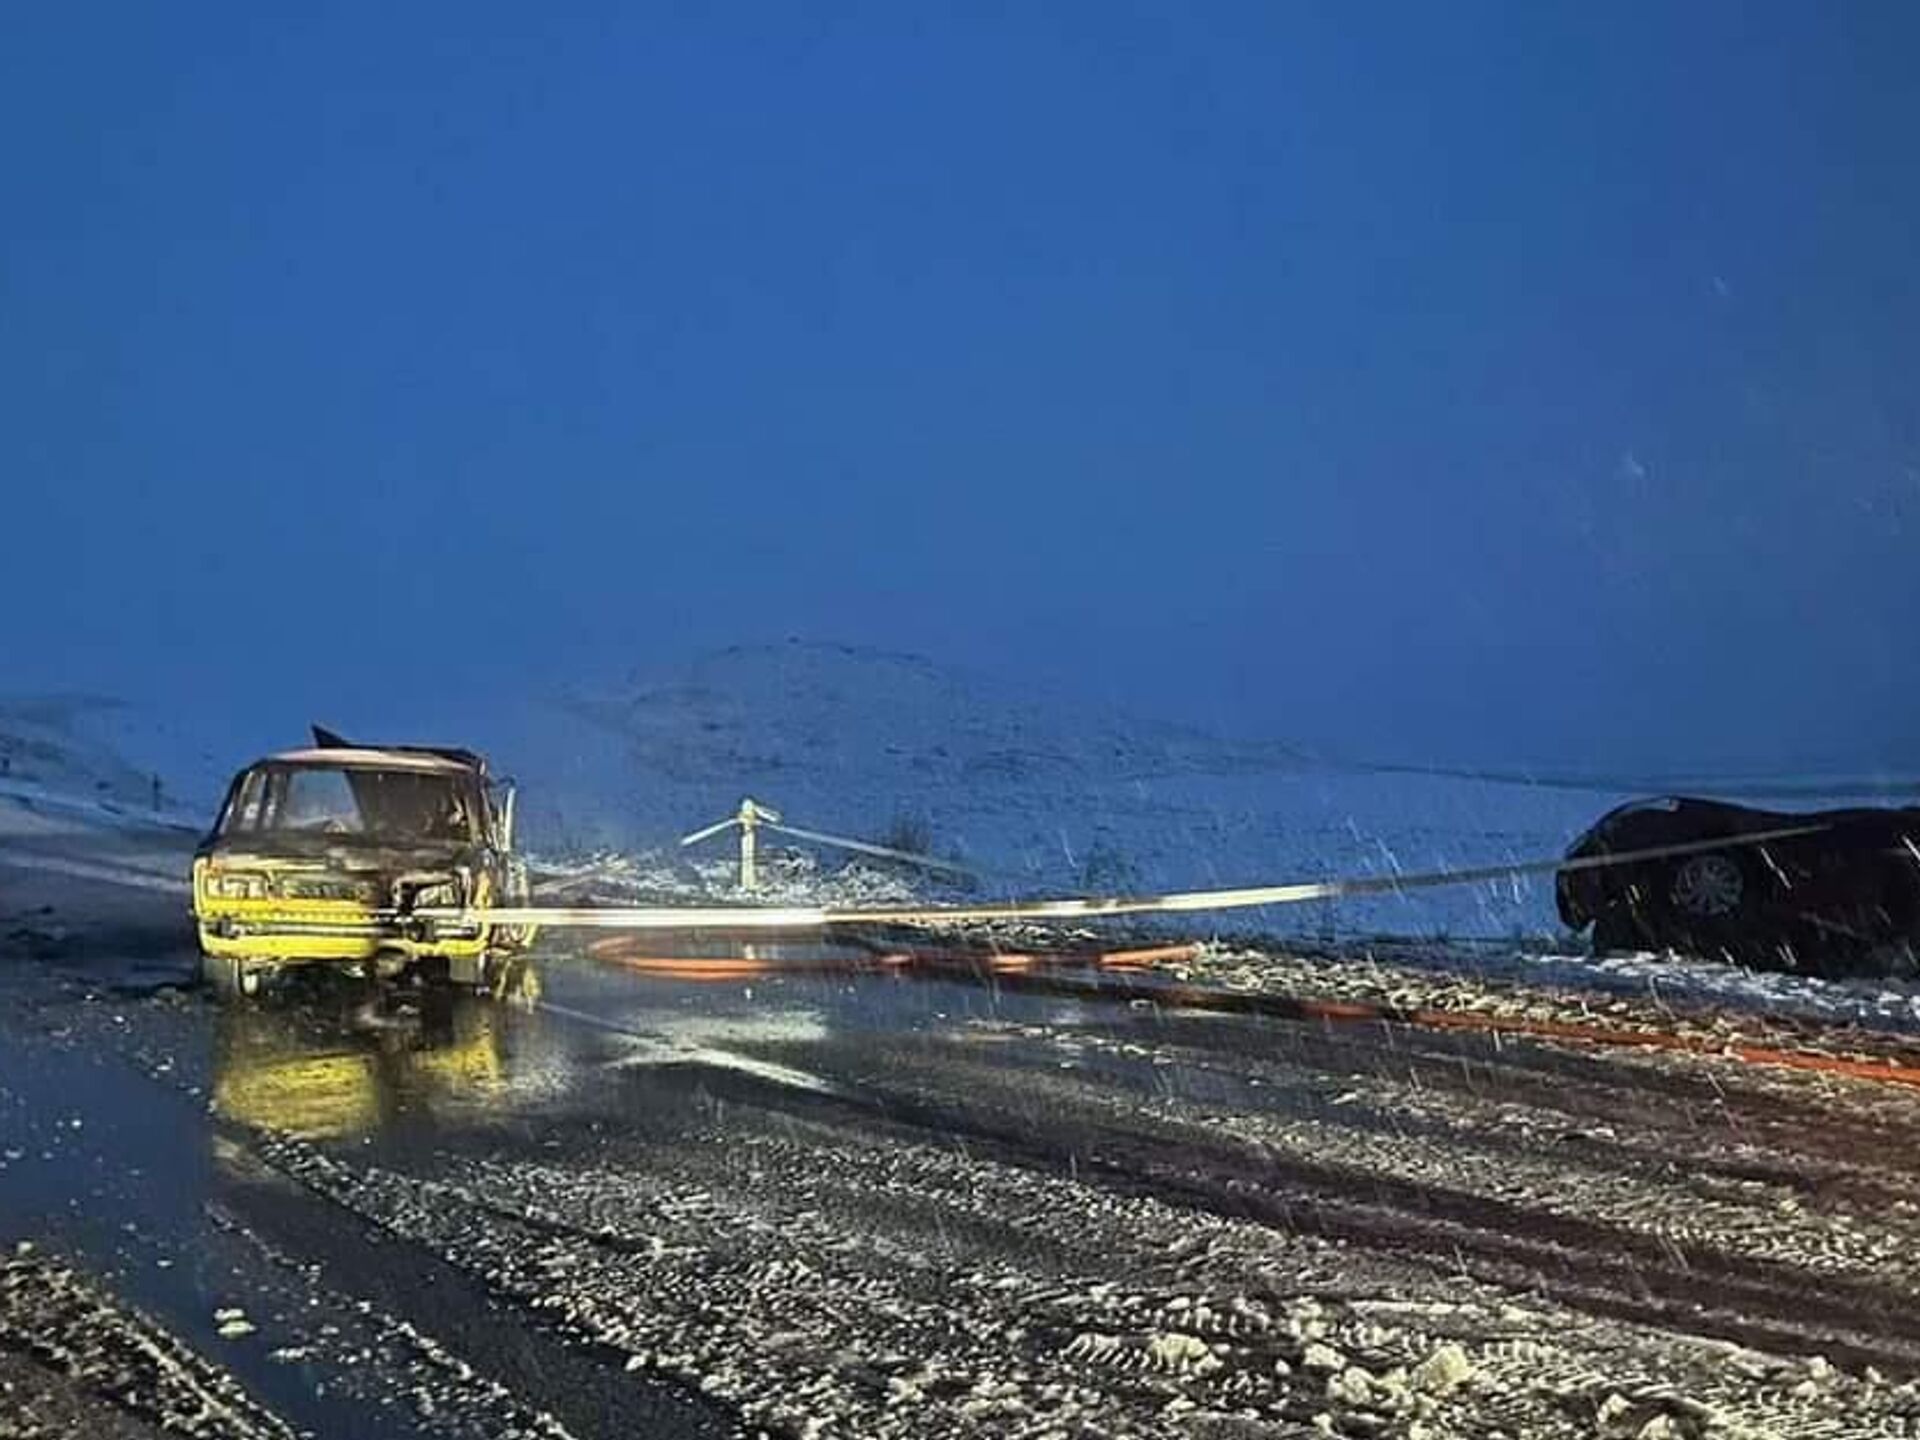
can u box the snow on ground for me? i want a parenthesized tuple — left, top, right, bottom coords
(232, 979, 1920, 1440)
(1183, 937, 1920, 1045)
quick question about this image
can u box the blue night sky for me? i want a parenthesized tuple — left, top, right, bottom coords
(4, 3, 1916, 771)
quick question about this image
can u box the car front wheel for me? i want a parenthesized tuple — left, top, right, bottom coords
(200, 953, 262, 1002)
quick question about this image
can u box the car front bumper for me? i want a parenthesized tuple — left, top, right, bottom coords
(196, 908, 488, 963)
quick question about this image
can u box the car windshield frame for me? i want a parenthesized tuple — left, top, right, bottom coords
(215, 762, 483, 846)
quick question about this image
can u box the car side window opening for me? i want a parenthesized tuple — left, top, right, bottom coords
(224, 769, 269, 833)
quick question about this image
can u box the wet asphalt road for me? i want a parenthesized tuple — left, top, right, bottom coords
(11, 942, 1920, 1436)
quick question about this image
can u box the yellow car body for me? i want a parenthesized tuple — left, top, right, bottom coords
(192, 742, 534, 997)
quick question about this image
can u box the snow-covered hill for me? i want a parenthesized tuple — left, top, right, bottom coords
(486, 641, 1631, 940)
(0, 695, 226, 823)
(503, 641, 1301, 838)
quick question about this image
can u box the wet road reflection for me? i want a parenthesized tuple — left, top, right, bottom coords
(194, 940, 1205, 1159)
(202, 939, 1199, 1142)
(212, 986, 521, 1139)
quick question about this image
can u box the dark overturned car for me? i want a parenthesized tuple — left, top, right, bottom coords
(1556, 796, 1920, 973)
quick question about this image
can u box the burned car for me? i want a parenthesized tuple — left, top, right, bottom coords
(1556, 795, 1920, 972)
(192, 733, 534, 999)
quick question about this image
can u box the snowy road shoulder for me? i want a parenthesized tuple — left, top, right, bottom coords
(1178, 934, 1920, 1059)
(0, 1246, 294, 1440)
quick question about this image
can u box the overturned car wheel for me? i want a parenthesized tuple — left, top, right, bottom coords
(1667, 852, 1749, 923)
(1655, 851, 1773, 962)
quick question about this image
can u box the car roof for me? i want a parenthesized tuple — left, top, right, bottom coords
(255, 747, 478, 775)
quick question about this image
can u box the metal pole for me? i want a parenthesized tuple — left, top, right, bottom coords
(738, 798, 758, 891)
